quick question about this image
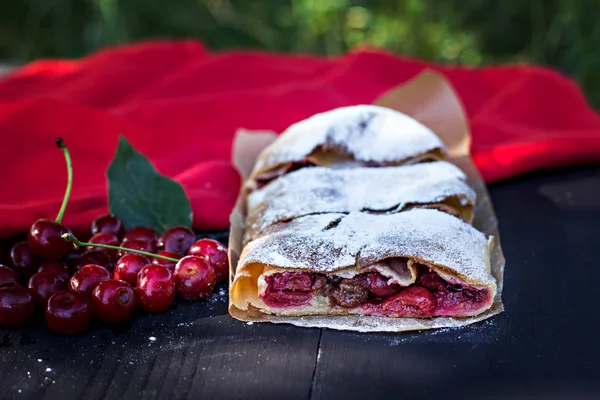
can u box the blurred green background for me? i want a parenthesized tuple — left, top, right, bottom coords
(1, 0, 599, 107)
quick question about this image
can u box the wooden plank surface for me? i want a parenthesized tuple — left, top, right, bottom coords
(0, 283, 321, 400)
(2, 166, 600, 399)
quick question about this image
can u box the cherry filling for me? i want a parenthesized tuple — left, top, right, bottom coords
(260, 267, 490, 317)
(415, 270, 488, 315)
(271, 272, 313, 291)
(331, 276, 369, 308)
(377, 286, 436, 317)
(261, 272, 315, 308)
(364, 272, 401, 297)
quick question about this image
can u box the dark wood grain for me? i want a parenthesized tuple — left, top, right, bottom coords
(0, 282, 320, 400)
(3, 167, 600, 399)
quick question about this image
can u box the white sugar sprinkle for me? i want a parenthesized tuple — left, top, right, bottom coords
(240, 209, 492, 285)
(45, 368, 52, 372)
(149, 336, 156, 342)
(246, 162, 475, 242)
(251, 105, 445, 178)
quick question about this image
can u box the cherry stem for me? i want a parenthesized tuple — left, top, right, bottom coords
(55, 138, 73, 224)
(61, 233, 180, 263)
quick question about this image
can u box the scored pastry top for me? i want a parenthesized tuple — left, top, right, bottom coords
(245, 162, 477, 242)
(238, 209, 494, 287)
(249, 105, 447, 181)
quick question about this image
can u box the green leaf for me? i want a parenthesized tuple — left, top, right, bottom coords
(107, 135, 193, 234)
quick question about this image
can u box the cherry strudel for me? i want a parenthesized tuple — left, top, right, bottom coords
(230, 105, 499, 325)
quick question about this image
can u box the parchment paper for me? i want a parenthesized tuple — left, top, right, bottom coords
(228, 70, 505, 332)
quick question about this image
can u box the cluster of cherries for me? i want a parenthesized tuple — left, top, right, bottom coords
(0, 139, 228, 335)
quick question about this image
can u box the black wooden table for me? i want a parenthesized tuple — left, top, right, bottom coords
(2, 166, 600, 400)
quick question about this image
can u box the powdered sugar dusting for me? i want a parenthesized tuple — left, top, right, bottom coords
(241, 214, 357, 272)
(251, 105, 446, 176)
(239, 209, 492, 285)
(246, 162, 476, 241)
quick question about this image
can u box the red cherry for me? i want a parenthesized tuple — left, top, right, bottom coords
(91, 280, 136, 323)
(0, 265, 18, 286)
(381, 285, 436, 317)
(188, 239, 229, 281)
(174, 256, 216, 300)
(0, 283, 35, 327)
(122, 227, 158, 250)
(365, 273, 401, 297)
(74, 250, 112, 271)
(158, 226, 195, 255)
(28, 271, 67, 307)
(28, 219, 73, 260)
(396, 286, 436, 311)
(9, 241, 40, 281)
(89, 232, 120, 260)
(417, 270, 447, 292)
(37, 261, 71, 282)
(69, 264, 111, 297)
(91, 214, 125, 238)
(152, 251, 183, 272)
(136, 264, 175, 313)
(113, 254, 149, 286)
(117, 239, 155, 258)
(65, 247, 84, 269)
(45, 290, 92, 335)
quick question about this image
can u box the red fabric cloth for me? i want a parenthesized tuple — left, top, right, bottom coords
(0, 40, 599, 238)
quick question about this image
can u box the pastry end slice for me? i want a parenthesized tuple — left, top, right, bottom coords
(231, 210, 496, 319)
(249, 105, 447, 188)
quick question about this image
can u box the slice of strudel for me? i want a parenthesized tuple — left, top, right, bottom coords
(249, 105, 446, 189)
(244, 161, 476, 244)
(232, 209, 496, 319)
